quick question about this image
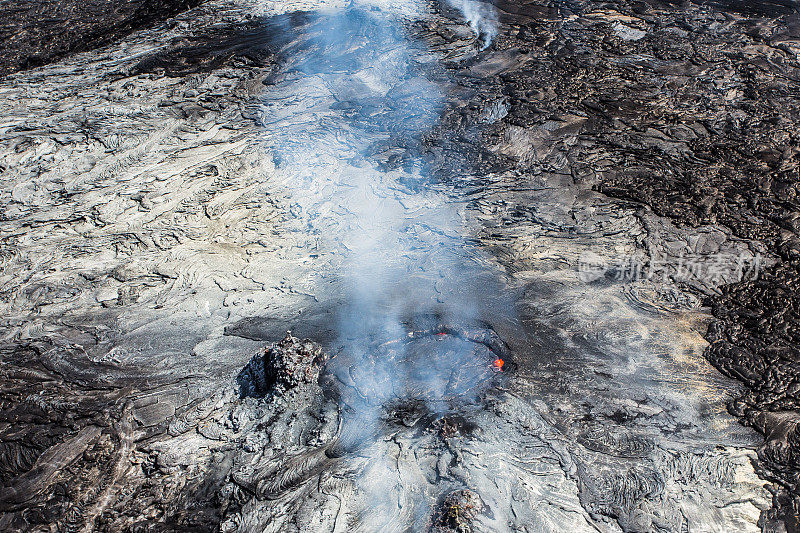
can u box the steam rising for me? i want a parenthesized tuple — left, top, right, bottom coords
(444, 0, 499, 48)
(256, 0, 505, 522)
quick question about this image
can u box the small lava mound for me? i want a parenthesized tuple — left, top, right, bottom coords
(237, 333, 327, 398)
(431, 489, 485, 533)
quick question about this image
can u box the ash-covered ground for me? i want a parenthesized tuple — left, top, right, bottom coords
(0, 0, 798, 531)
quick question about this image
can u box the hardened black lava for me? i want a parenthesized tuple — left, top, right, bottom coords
(0, 0, 205, 77)
(404, 0, 800, 526)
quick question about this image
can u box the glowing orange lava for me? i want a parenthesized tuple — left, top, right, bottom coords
(492, 358, 504, 371)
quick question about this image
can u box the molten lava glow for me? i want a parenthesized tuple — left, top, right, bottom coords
(492, 358, 504, 371)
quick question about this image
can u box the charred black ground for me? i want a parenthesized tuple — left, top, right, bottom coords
(0, 0, 205, 77)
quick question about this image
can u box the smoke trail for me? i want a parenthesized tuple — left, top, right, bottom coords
(444, 0, 499, 48)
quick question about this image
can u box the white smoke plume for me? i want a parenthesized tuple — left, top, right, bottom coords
(253, 1, 509, 524)
(444, 0, 499, 48)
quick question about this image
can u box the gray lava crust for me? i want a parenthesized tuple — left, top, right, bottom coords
(0, 0, 795, 531)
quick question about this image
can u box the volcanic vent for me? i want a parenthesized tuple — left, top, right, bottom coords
(217, 321, 510, 529)
(321, 321, 511, 453)
(236, 321, 510, 441)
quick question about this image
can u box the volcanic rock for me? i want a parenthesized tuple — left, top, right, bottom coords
(431, 489, 484, 533)
(0, 0, 205, 77)
(0, 0, 793, 530)
(237, 333, 327, 397)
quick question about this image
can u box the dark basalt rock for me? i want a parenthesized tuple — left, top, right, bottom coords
(523, 0, 800, 523)
(705, 263, 800, 522)
(431, 489, 485, 533)
(0, 0, 205, 77)
(481, 0, 800, 524)
(0, 343, 195, 531)
(388, 0, 800, 525)
(237, 333, 327, 398)
(2, 0, 798, 529)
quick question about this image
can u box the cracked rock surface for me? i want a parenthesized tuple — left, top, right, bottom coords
(0, 0, 795, 531)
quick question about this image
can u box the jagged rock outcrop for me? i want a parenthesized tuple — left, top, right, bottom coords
(237, 333, 327, 397)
